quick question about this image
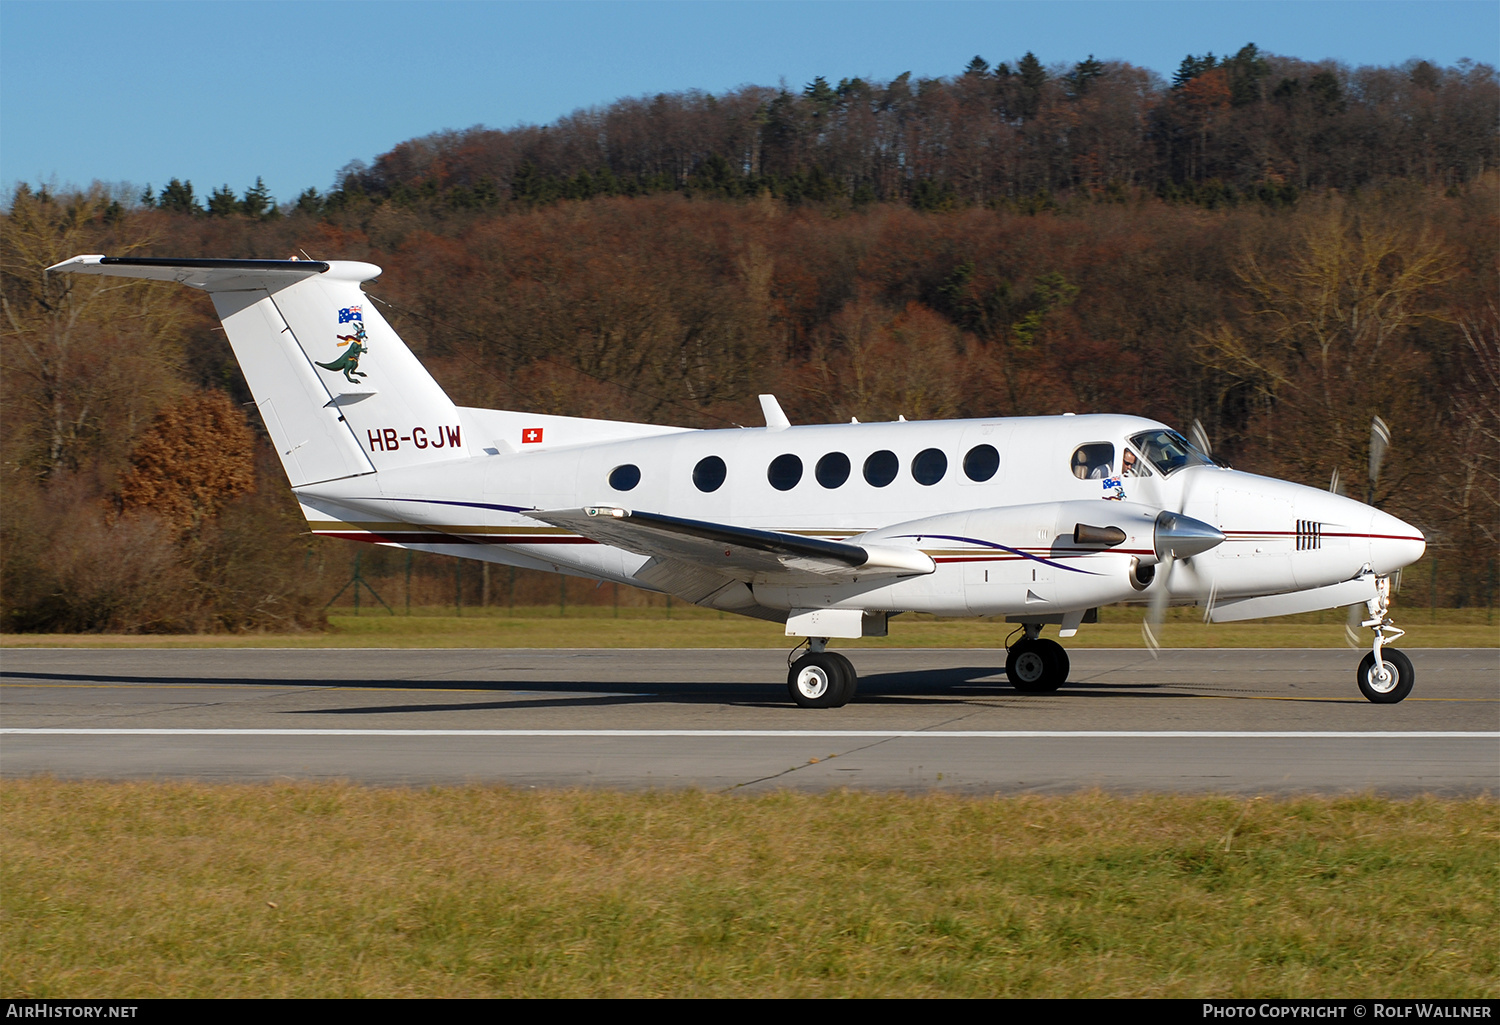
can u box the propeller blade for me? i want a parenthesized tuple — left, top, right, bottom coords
(1188, 419, 1213, 460)
(1344, 603, 1364, 648)
(1329, 466, 1341, 495)
(1142, 553, 1174, 658)
(1369, 416, 1390, 492)
(1142, 618, 1163, 655)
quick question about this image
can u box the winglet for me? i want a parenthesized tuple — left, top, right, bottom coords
(45, 255, 105, 273)
(759, 394, 790, 431)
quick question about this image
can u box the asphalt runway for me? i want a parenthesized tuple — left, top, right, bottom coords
(2, 648, 1496, 794)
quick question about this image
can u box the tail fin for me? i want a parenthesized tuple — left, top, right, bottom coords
(46, 256, 469, 487)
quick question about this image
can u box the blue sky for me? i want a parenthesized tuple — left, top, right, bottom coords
(3, 0, 1496, 205)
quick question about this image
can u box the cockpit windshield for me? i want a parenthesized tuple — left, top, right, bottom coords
(1129, 430, 1214, 477)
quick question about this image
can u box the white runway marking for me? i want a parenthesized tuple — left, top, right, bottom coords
(4, 729, 1494, 739)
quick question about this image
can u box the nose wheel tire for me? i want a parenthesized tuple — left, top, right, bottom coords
(1357, 648, 1414, 704)
(1006, 638, 1069, 693)
(788, 652, 856, 708)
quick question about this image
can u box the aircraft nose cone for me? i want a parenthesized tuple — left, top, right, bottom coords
(1370, 509, 1425, 574)
(1154, 511, 1226, 561)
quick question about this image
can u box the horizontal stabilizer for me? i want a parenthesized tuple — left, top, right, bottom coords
(45, 255, 337, 292)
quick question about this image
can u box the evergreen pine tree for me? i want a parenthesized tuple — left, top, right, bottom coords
(1016, 52, 1047, 119)
(157, 179, 199, 215)
(1066, 55, 1106, 98)
(1225, 44, 1271, 106)
(241, 177, 275, 219)
(1173, 53, 1218, 89)
(206, 184, 241, 217)
(293, 188, 323, 216)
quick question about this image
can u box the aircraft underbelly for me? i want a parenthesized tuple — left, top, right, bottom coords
(754, 566, 970, 616)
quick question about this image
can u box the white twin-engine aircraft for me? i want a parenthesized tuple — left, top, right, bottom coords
(50, 256, 1427, 706)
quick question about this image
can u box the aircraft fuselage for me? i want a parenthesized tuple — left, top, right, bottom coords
(299, 411, 1422, 624)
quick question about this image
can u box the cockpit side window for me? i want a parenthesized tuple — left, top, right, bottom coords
(1129, 430, 1212, 476)
(1070, 443, 1115, 480)
(1121, 446, 1151, 477)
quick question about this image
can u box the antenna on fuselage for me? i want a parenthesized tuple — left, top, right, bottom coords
(759, 394, 790, 431)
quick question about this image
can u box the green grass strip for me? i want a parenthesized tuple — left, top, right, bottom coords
(3, 781, 1495, 998)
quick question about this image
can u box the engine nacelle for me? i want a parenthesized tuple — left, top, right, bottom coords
(755, 501, 1197, 618)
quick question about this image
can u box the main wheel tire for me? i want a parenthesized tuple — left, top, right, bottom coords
(827, 652, 857, 706)
(1007, 639, 1065, 693)
(1357, 648, 1414, 704)
(1035, 638, 1070, 683)
(788, 653, 849, 708)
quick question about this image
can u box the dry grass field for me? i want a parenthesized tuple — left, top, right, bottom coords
(3, 781, 1496, 998)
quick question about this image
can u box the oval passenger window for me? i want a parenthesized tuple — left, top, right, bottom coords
(608, 464, 641, 491)
(863, 450, 898, 487)
(912, 448, 947, 485)
(1070, 443, 1115, 480)
(693, 455, 727, 493)
(815, 452, 850, 489)
(963, 444, 999, 482)
(768, 454, 803, 491)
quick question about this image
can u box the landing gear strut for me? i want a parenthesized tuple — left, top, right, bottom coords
(1356, 575, 1414, 704)
(1006, 623, 1070, 693)
(787, 638, 857, 708)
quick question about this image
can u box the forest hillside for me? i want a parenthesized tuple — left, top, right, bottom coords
(3, 49, 1496, 631)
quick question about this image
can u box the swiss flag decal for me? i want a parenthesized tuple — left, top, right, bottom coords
(521, 427, 544, 444)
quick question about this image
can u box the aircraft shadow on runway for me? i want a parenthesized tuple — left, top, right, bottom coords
(2, 668, 1231, 715)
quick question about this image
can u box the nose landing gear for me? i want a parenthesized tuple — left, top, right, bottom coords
(1356, 574, 1413, 703)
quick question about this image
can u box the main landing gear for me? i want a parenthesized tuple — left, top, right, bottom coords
(787, 638, 857, 708)
(1006, 624, 1071, 693)
(1356, 574, 1414, 704)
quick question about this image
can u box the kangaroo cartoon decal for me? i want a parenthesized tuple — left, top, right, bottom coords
(317, 317, 369, 383)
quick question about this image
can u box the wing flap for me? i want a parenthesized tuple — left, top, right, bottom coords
(532, 506, 933, 582)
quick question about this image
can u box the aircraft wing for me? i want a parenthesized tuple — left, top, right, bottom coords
(532, 506, 934, 583)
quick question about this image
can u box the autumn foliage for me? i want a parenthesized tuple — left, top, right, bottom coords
(2, 51, 1497, 631)
(119, 392, 256, 536)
